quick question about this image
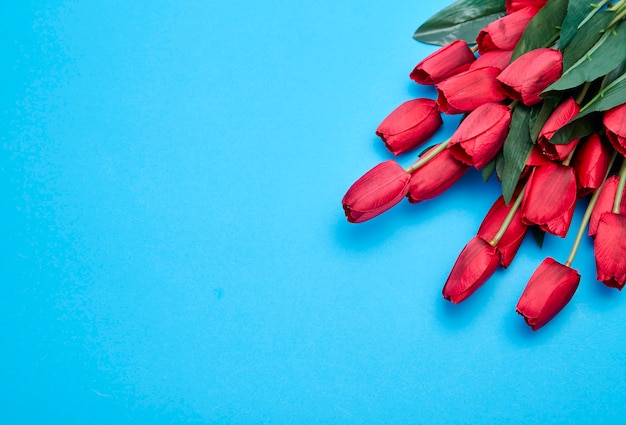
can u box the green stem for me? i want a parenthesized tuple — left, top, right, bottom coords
(613, 156, 626, 213)
(564, 151, 618, 267)
(579, 0, 613, 29)
(575, 82, 592, 105)
(404, 138, 451, 174)
(489, 187, 526, 247)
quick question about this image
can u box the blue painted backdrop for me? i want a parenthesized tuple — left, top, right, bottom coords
(2, 1, 625, 423)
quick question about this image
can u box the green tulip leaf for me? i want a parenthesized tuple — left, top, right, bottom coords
(529, 96, 560, 142)
(531, 226, 546, 249)
(562, 11, 614, 70)
(544, 21, 626, 94)
(501, 105, 534, 205)
(413, 0, 505, 46)
(559, 0, 606, 49)
(511, 0, 568, 60)
(549, 114, 595, 145)
(574, 72, 626, 120)
(482, 158, 496, 182)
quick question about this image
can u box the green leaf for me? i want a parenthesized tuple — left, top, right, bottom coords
(575, 71, 626, 120)
(531, 226, 545, 248)
(544, 21, 626, 93)
(511, 0, 568, 60)
(549, 114, 596, 145)
(495, 151, 505, 181)
(413, 0, 505, 46)
(560, 0, 604, 49)
(562, 11, 614, 69)
(482, 158, 496, 182)
(530, 96, 560, 142)
(501, 105, 534, 204)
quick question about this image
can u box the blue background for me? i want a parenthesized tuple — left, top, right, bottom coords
(3, 1, 626, 423)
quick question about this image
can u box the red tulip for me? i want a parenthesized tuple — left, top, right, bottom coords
(537, 97, 580, 161)
(469, 50, 513, 72)
(603, 103, 626, 156)
(410, 40, 477, 86)
(572, 133, 612, 198)
(589, 176, 626, 236)
(442, 236, 501, 303)
(521, 163, 577, 237)
(497, 48, 563, 106)
(436, 66, 507, 114)
(478, 195, 528, 268)
(594, 212, 626, 290)
(375, 98, 443, 156)
(342, 161, 410, 223)
(476, 7, 535, 54)
(449, 103, 511, 169)
(516, 257, 580, 331)
(505, 0, 548, 14)
(407, 147, 469, 203)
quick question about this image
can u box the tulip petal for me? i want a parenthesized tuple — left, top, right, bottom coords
(342, 161, 410, 223)
(436, 67, 507, 114)
(442, 236, 501, 303)
(594, 213, 626, 289)
(522, 163, 577, 237)
(407, 148, 469, 203)
(516, 257, 580, 331)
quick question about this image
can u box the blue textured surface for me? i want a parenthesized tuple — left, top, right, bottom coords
(3, 1, 626, 423)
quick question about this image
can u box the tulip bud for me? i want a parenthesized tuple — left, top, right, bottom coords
(449, 103, 512, 169)
(521, 163, 577, 237)
(342, 161, 410, 223)
(476, 7, 535, 54)
(375, 98, 443, 156)
(537, 97, 580, 161)
(410, 40, 477, 86)
(436, 66, 507, 114)
(572, 133, 612, 198)
(477, 195, 528, 268)
(594, 212, 626, 290)
(603, 103, 626, 156)
(516, 257, 580, 331)
(497, 48, 563, 106)
(589, 176, 626, 236)
(442, 236, 501, 303)
(406, 147, 469, 203)
(505, 0, 548, 14)
(469, 50, 513, 72)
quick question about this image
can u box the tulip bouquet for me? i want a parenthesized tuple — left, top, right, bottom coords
(341, 0, 626, 330)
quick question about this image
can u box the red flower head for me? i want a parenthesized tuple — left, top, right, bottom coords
(505, 0, 548, 14)
(478, 195, 528, 268)
(476, 7, 535, 54)
(497, 48, 563, 106)
(572, 133, 612, 198)
(589, 176, 626, 236)
(436, 66, 507, 114)
(522, 163, 577, 237)
(516, 257, 580, 331)
(342, 161, 410, 223)
(594, 213, 626, 290)
(469, 50, 514, 72)
(410, 40, 477, 86)
(407, 147, 469, 203)
(449, 103, 512, 169)
(442, 236, 501, 303)
(537, 97, 580, 161)
(603, 103, 626, 156)
(375, 98, 443, 156)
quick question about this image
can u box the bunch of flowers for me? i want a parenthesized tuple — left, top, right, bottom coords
(341, 0, 626, 330)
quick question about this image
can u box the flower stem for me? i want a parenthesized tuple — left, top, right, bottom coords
(489, 187, 526, 247)
(613, 156, 626, 213)
(404, 138, 451, 174)
(564, 151, 618, 267)
(575, 82, 591, 105)
(579, 0, 613, 29)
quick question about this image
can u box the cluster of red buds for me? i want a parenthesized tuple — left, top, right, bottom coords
(341, 0, 626, 330)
